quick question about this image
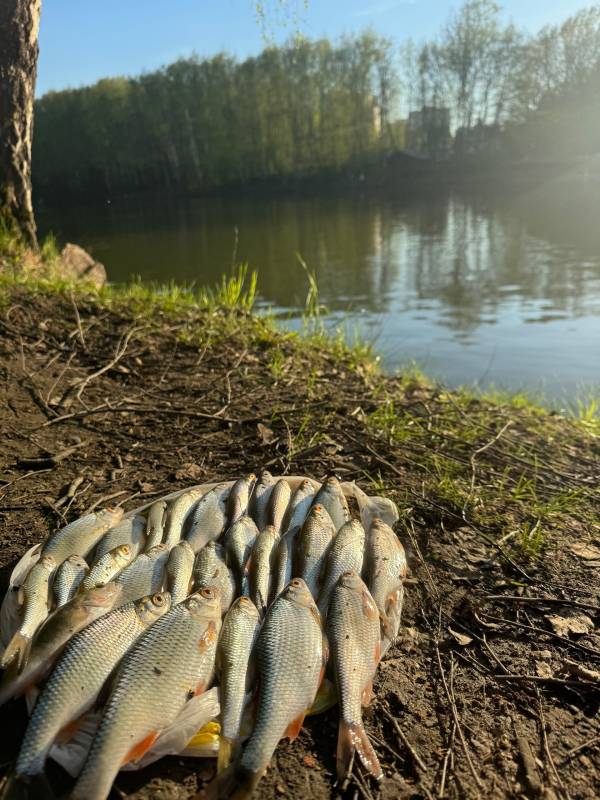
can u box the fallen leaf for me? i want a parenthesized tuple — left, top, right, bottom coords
(448, 627, 473, 646)
(257, 422, 276, 445)
(174, 462, 203, 481)
(571, 542, 600, 560)
(546, 613, 594, 637)
(535, 660, 553, 678)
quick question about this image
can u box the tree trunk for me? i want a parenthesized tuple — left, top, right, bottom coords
(0, 0, 42, 249)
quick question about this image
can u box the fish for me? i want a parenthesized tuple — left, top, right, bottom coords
(271, 526, 299, 601)
(185, 483, 230, 553)
(71, 588, 222, 800)
(318, 519, 365, 618)
(208, 578, 326, 799)
(42, 507, 124, 564)
(228, 474, 256, 526)
(312, 476, 350, 532)
(248, 526, 279, 616)
(166, 540, 195, 604)
(363, 518, 407, 640)
(194, 543, 236, 614)
(1, 555, 56, 671)
(53, 555, 89, 608)
(11, 592, 171, 782)
(282, 479, 315, 534)
(81, 544, 132, 592)
(266, 479, 291, 534)
(94, 514, 146, 561)
(145, 500, 167, 550)
(222, 515, 259, 595)
(216, 597, 261, 771)
(163, 487, 205, 548)
(248, 470, 275, 531)
(113, 544, 170, 606)
(327, 571, 382, 781)
(0, 582, 123, 707)
(294, 503, 335, 599)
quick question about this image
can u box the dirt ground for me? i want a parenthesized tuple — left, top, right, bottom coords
(0, 289, 598, 799)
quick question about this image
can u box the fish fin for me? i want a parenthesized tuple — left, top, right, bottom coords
(55, 714, 85, 744)
(16, 586, 25, 607)
(284, 711, 306, 741)
(321, 632, 330, 676)
(0, 771, 56, 800)
(337, 720, 383, 782)
(197, 764, 263, 800)
(379, 610, 394, 641)
(121, 730, 160, 765)
(374, 639, 381, 665)
(0, 632, 32, 672)
(361, 680, 374, 707)
(217, 735, 241, 773)
(361, 588, 379, 621)
(308, 678, 337, 716)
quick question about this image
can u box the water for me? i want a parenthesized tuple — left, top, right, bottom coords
(37, 178, 600, 400)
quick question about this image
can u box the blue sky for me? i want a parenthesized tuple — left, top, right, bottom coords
(37, 0, 584, 96)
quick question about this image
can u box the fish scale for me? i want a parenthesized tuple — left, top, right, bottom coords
(282, 479, 314, 534)
(114, 545, 169, 606)
(239, 579, 324, 791)
(72, 589, 221, 800)
(364, 518, 407, 641)
(145, 501, 166, 550)
(166, 541, 195, 604)
(248, 525, 279, 615)
(185, 484, 230, 553)
(294, 504, 336, 599)
(249, 470, 275, 531)
(222, 515, 259, 595)
(14, 593, 171, 779)
(318, 519, 365, 617)
(82, 544, 132, 592)
(53, 555, 88, 608)
(266, 479, 291, 533)
(43, 508, 124, 564)
(95, 515, 146, 561)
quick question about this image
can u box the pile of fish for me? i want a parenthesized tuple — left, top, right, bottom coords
(0, 472, 406, 800)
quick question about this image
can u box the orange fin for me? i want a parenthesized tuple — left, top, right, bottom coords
(362, 588, 379, 620)
(122, 730, 159, 765)
(374, 640, 381, 665)
(56, 714, 85, 744)
(361, 680, 374, 707)
(337, 719, 383, 782)
(284, 711, 306, 741)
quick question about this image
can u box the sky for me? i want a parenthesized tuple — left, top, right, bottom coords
(37, 0, 584, 96)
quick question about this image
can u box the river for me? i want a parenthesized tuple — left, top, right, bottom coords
(37, 177, 600, 403)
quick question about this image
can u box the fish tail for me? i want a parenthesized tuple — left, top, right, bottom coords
(0, 771, 56, 800)
(337, 720, 383, 782)
(0, 632, 32, 672)
(198, 764, 262, 800)
(217, 735, 236, 773)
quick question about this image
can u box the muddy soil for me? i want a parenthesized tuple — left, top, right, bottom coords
(0, 290, 598, 799)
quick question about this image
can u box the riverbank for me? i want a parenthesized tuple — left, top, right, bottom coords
(0, 271, 598, 799)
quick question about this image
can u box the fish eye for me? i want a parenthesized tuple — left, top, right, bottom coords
(200, 587, 214, 598)
(152, 593, 165, 605)
(291, 579, 301, 588)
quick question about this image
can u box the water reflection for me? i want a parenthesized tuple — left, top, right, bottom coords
(37, 184, 600, 397)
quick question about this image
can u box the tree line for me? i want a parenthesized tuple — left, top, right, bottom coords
(32, 1, 600, 203)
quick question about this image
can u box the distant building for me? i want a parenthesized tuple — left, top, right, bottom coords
(405, 107, 452, 160)
(454, 122, 504, 158)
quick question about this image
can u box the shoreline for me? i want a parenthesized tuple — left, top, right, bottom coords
(0, 270, 598, 798)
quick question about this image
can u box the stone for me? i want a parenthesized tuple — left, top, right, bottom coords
(58, 243, 106, 287)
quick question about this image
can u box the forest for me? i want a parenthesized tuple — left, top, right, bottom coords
(32, 1, 600, 202)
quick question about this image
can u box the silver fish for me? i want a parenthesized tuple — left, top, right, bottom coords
(82, 544, 132, 592)
(145, 501, 167, 549)
(13, 592, 171, 779)
(267, 479, 291, 534)
(318, 519, 365, 617)
(72, 588, 222, 800)
(222, 515, 259, 595)
(249, 470, 275, 531)
(43, 508, 124, 564)
(114, 544, 169, 605)
(0, 583, 123, 707)
(194, 543, 236, 614)
(94, 514, 146, 561)
(312, 476, 350, 531)
(166, 540, 195, 604)
(185, 483, 229, 553)
(228, 473, 256, 525)
(213, 578, 325, 798)
(327, 571, 382, 781)
(53, 555, 88, 609)
(282, 479, 315, 534)
(249, 525, 279, 616)
(217, 597, 261, 771)
(272, 525, 299, 600)
(294, 503, 335, 599)
(364, 518, 407, 641)
(1, 555, 56, 671)
(163, 487, 205, 547)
